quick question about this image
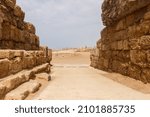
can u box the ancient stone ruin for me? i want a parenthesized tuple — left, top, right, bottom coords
(91, 0, 150, 83)
(0, 0, 52, 99)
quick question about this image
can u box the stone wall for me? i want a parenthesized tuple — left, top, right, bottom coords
(91, 0, 150, 83)
(0, 0, 39, 50)
(0, 49, 51, 79)
(0, 0, 52, 99)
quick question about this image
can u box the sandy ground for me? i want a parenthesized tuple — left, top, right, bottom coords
(33, 50, 150, 100)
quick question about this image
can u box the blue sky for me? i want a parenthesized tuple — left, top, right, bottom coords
(17, 0, 104, 49)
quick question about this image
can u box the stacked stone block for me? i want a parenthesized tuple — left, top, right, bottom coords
(0, 0, 39, 50)
(91, 0, 150, 83)
(0, 0, 52, 99)
(0, 49, 51, 79)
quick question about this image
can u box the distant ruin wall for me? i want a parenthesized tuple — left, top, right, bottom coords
(0, 0, 39, 50)
(91, 0, 150, 83)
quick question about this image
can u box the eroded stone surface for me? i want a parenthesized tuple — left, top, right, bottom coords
(0, 63, 50, 99)
(102, 0, 150, 26)
(36, 73, 51, 81)
(0, 0, 39, 50)
(0, 50, 51, 78)
(0, 0, 52, 100)
(4, 80, 41, 100)
(91, 0, 150, 83)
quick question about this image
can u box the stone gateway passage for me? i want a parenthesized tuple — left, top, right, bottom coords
(1, 0, 150, 100)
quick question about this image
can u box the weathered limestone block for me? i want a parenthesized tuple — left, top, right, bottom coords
(126, 14, 135, 27)
(110, 42, 117, 50)
(101, 44, 109, 51)
(36, 56, 47, 65)
(115, 19, 126, 31)
(90, 49, 99, 68)
(111, 60, 118, 72)
(117, 51, 130, 62)
(1, 74, 27, 92)
(117, 62, 129, 76)
(128, 64, 142, 81)
(130, 50, 147, 67)
(4, 0, 16, 9)
(111, 51, 118, 60)
(0, 84, 6, 99)
(4, 80, 41, 100)
(35, 36, 40, 47)
(140, 36, 150, 49)
(24, 70, 35, 81)
(111, 60, 128, 75)
(123, 40, 129, 50)
(22, 56, 36, 69)
(36, 73, 51, 81)
(35, 51, 44, 57)
(27, 80, 41, 93)
(103, 59, 109, 69)
(0, 50, 14, 59)
(24, 22, 36, 34)
(95, 57, 107, 70)
(102, 0, 150, 26)
(141, 69, 150, 83)
(129, 38, 141, 50)
(100, 51, 111, 59)
(40, 46, 48, 57)
(29, 33, 37, 45)
(5, 89, 29, 100)
(0, 59, 10, 78)
(14, 5, 25, 20)
(112, 30, 127, 42)
(13, 50, 24, 58)
(2, 21, 11, 40)
(144, 11, 150, 20)
(10, 25, 24, 43)
(24, 43, 31, 50)
(0, 40, 14, 49)
(32, 63, 50, 74)
(9, 57, 23, 74)
(139, 21, 150, 35)
(127, 20, 150, 39)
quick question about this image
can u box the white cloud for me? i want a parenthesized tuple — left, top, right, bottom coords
(17, 0, 104, 49)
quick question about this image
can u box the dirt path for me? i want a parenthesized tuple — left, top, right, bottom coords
(33, 51, 150, 100)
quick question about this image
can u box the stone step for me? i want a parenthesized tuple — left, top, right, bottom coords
(0, 63, 50, 99)
(32, 63, 50, 74)
(36, 73, 51, 81)
(4, 80, 41, 100)
(0, 71, 33, 99)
